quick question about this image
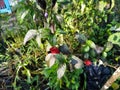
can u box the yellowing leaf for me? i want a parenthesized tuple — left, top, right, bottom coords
(20, 10, 29, 23)
(45, 53, 56, 67)
(57, 64, 66, 79)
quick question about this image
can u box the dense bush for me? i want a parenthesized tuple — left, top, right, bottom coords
(0, 0, 120, 90)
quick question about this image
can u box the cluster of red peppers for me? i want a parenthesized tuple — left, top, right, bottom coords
(49, 46, 60, 54)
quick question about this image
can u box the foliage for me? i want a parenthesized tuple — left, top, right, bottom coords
(108, 33, 120, 46)
(0, 0, 120, 90)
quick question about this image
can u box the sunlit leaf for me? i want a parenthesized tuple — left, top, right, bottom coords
(116, 27, 120, 31)
(20, 10, 29, 23)
(26, 69, 31, 83)
(86, 40, 96, 49)
(56, 15, 63, 23)
(98, 1, 107, 12)
(108, 33, 120, 46)
(45, 53, 56, 67)
(33, 14, 36, 21)
(50, 23, 56, 34)
(45, 41, 52, 52)
(110, 25, 120, 31)
(36, 33, 44, 49)
(81, 3, 86, 14)
(36, 34, 42, 47)
(102, 51, 107, 58)
(111, 82, 119, 90)
(98, 59, 103, 66)
(57, 34, 64, 45)
(115, 56, 120, 61)
(109, 0, 115, 11)
(23, 30, 38, 45)
(83, 45, 90, 53)
(57, 64, 66, 79)
(104, 42, 113, 52)
(31, 68, 42, 74)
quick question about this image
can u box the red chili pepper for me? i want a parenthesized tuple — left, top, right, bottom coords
(84, 59, 92, 66)
(50, 47, 60, 54)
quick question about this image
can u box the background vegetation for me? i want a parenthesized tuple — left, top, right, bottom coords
(0, 0, 120, 90)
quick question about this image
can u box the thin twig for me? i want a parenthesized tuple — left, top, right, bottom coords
(103, 62, 118, 70)
(101, 66, 120, 90)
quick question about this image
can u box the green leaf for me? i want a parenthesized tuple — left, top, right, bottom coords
(109, 0, 115, 11)
(115, 56, 120, 61)
(98, 1, 107, 12)
(43, 68, 52, 78)
(102, 51, 107, 58)
(56, 29, 66, 34)
(20, 10, 29, 24)
(89, 49, 96, 58)
(45, 40, 52, 52)
(56, 15, 63, 23)
(55, 54, 66, 64)
(81, 2, 86, 14)
(84, 53, 89, 59)
(36, 33, 43, 48)
(48, 35, 57, 46)
(108, 33, 120, 46)
(86, 40, 96, 49)
(75, 33, 87, 43)
(57, 64, 66, 79)
(26, 69, 31, 83)
(83, 45, 90, 52)
(111, 83, 119, 90)
(104, 42, 113, 52)
(40, 28, 50, 38)
(110, 26, 120, 32)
